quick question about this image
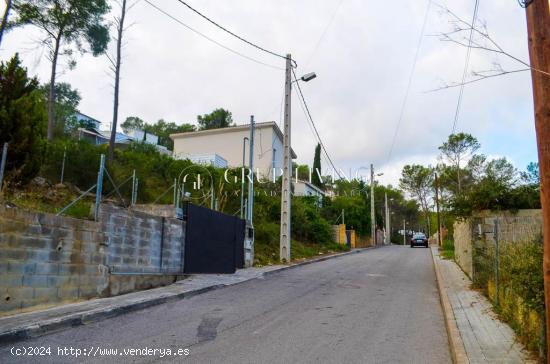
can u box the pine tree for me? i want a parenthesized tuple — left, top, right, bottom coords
(0, 54, 47, 183)
(312, 143, 323, 189)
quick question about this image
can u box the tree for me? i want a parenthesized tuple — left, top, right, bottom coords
(108, 0, 140, 162)
(143, 119, 195, 150)
(522, 162, 540, 186)
(312, 143, 323, 189)
(39, 82, 80, 136)
(438, 133, 480, 193)
(121, 116, 145, 133)
(13, 0, 110, 141)
(197, 108, 234, 130)
(120, 117, 195, 150)
(400, 164, 434, 232)
(0, 54, 46, 184)
(0, 0, 12, 46)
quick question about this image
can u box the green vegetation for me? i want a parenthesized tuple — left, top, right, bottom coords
(401, 133, 541, 224)
(311, 143, 323, 189)
(0, 54, 46, 185)
(121, 117, 196, 151)
(440, 239, 455, 260)
(197, 108, 234, 130)
(473, 234, 544, 355)
(39, 82, 81, 137)
(255, 237, 348, 266)
(13, 0, 110, 140)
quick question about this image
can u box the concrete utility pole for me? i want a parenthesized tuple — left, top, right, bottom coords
(247, 116, 255, 224)
(370, 164, 376, 245)
(280, 54, 292, 262)
(435, 173, 442, 246)
(241, 137, 249, 219)
(342, 209, 345, 225)
(525, 1, 550, 356)
(403, 220, 406, 246)
(385, 193, 390, 244)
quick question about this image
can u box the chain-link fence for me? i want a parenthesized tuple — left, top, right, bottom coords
(470, 213, 545, 358)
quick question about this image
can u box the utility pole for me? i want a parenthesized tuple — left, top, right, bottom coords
(241, 137, 248, 219)
(403, 220, 406, 246)
(385, 193, 390, 245)
(525, 1, 550, 356)
(370, 164, 376, 246)
(342, 209, 345, 225)
(280, 54, 292, 262)
(435, 173, 442, 246)
(247, 116, 255, 224)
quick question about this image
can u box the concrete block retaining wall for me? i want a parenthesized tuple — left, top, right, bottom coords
(0, 203, 185, 316)
(453, 209, 542, 278)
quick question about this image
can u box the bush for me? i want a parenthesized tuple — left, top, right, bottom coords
(0, 54, 47, 185)
(440, 239, 455, 260)
(291, 197, 333, 244)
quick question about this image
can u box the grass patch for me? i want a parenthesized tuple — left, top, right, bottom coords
(6, 184, 94, 219)
(254, 238, 349, 267)
(440, 239, 455, 260)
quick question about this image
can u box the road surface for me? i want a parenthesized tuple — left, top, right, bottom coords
(0, 245, 451, 363)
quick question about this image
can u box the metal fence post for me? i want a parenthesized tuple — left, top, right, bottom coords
(133, 178, 139, 205)
(131, 170, 136, 206)
(94, 154, 105, 221)
(494, 218, 500, 306)
(60, 147, 66, 184)
(0, 143, 7, 192)
(173, 178, 177, 207)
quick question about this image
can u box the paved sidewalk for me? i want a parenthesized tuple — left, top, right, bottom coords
(431, 247, 535, 364)
(0, 249, 365, 345)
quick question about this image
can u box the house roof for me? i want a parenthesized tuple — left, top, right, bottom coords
(296, 179, 326, 195)
(99, 131, 133, 143)
(170, 121, 297, 159)
(75, 111, 102, 124)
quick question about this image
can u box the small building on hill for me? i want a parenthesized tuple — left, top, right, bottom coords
(170, 122, 297, 177)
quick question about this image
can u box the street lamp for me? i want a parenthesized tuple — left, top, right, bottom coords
(300, 72, 317, 82)
(280, 53, 317, 262)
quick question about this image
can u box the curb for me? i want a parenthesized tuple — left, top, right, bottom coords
(262, 247, 371, 277)
(0, 248, 371, 345)
(430, 247, 469, 364)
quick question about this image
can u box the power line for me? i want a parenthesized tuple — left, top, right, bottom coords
(292, 68, 344, 180)
(173, 0, 296, 67)
(295, 86, 332, 171)
(452, 0, 480, 134)
(144, 0, 283, 70)
(386, 0, 432, 163)
(304, 0, 345, 67)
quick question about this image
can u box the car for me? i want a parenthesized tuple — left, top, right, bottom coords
(410, 233, 429, 248)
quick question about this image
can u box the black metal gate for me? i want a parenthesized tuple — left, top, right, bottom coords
(183, 202, 245, 274)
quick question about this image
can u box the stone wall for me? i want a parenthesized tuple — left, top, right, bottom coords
(131, 204, 176, 219)
(0, 203, 185, 316)
(100, 204, 184, 274)
(454, 219, 473, 277)
(453, 209, 543, 278)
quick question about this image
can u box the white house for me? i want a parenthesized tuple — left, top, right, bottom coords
(294, 180, 325, 206)
(75, 112, 101, 130)
(170, 122, 297, 177)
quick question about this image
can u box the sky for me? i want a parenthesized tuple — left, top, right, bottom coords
(1, 0, 539, 186)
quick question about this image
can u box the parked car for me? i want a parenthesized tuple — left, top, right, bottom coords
(410, 233, 429, 248)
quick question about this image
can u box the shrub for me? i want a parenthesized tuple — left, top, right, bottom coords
(0, 54, 47, 185)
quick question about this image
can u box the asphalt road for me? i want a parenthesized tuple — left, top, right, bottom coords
(0, 245, 451, 364)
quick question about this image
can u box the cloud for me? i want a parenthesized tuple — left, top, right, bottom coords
(0, 0, 537, 184)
